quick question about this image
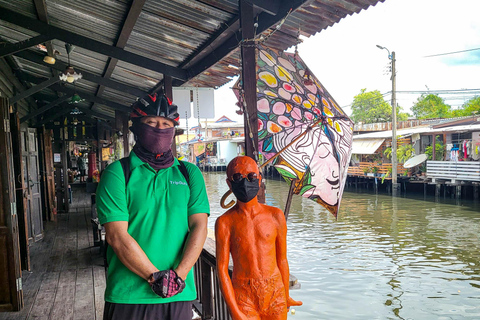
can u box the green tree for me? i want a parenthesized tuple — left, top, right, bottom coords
(412, 94, 451, 119)
(459, 96, 480, 116)
(351, 89, 409, 124)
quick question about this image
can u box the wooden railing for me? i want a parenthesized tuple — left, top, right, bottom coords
(348, 162, 406, 177)
(193, 238, 233, 320)
(427, 161, 480, 183)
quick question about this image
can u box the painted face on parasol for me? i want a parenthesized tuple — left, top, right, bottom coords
(310, 134, 340, 205)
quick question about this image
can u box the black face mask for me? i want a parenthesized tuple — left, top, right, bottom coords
(230, 178, 260, 203)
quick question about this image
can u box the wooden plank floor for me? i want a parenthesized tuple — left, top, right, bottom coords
(0, 186, 106, 320)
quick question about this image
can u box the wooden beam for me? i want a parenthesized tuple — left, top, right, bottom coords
(0, 35, 54, 58)
(34, 104, 71, 126)
(0, 8, 188, 81)
(250, 0, 279, 15)
(20, 95, 70, 123)
(184, 0, 306, 84)
(10, 76, 59, 104)
(50, 84, 132, 113)
(94, 0, 146, 108)
(17, 72, 131, 114)
(14, 50, 148, 97)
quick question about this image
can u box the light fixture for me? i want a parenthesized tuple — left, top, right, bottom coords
(69, 93, 85, 104)
(43, 55, 56, 64)
(72, 118, 79, 125)
(59, 43, 82, 83)
(70, 107, 82, 114)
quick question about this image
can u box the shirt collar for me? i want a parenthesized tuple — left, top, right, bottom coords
(129, 150, 180, 172)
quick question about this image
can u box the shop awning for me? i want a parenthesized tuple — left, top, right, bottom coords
(351, 139, 385, 154)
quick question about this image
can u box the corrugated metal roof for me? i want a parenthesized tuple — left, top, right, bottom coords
(0, 0, 384, 122)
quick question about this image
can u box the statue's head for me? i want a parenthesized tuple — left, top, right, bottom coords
(226, 156, 260, 203)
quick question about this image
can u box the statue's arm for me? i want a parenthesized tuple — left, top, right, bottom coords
(215, 217, 246, 320)
(275, 210, 302, 308)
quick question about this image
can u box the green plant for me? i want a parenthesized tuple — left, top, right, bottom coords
(363, 166, 371, 174)
(425, 143, 445, 160)
(381, 167, 393, 184)
(372, 166, 379, 174)
(384, 144, 415, 163)
(403, 169, 409, 176)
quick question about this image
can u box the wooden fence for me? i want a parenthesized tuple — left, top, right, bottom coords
(427, 161, 480, 183)
(348, 162, 407, 178)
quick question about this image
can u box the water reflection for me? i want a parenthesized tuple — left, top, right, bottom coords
(203, 172, 480, 320)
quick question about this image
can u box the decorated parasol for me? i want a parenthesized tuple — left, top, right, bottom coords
(223, 45, 353, 218)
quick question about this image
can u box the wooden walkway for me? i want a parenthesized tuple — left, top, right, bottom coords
(0, 186, 106, 320)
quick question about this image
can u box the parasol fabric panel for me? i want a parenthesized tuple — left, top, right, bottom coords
(351, 139, 385, 155)
(253, 45, 354, 217)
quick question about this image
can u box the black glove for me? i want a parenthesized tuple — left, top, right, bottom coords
(148, 270, 186, 298)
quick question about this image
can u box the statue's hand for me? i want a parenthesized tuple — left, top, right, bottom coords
(232, 311, 249, 320)
(287, 296, 303, 309)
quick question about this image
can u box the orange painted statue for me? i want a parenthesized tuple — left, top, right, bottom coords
(215, 156, 302, 320)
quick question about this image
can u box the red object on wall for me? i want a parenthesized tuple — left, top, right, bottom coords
(88, 151, 97, 178)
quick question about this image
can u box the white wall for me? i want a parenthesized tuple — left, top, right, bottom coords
(217, 141, 238, 164)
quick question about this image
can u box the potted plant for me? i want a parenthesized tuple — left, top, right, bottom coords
(372, 166, 379, 176)
(363, 166, 370, 176)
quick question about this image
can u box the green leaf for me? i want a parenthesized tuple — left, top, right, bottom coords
(299, 184, 315, 195)
(275, 165, 298, 179)
(305, 170, 312, 185)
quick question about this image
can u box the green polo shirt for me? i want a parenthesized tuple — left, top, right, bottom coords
(96, 151, 210, 304)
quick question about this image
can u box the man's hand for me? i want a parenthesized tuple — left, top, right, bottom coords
(148, 270, 185, 298)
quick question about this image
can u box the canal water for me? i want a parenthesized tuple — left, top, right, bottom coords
(203, 172, 480, 320)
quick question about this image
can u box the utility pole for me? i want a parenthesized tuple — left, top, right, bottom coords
(377, 45, 399, 196)
(390, 51, 399, 196)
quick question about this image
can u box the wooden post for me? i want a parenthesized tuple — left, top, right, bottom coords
(435, 184, 441, 198)
(163, 75, 177, 158)
(474, 185, 479, 200)
(240, 0, 258, 160)
(456, 185, 462, 199)
(200, 258, 213, 319)
(123, 113, 129, 156)
(432, 135, 436, 160)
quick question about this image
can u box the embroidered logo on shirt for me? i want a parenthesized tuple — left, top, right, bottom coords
(170, 180, 188, 186)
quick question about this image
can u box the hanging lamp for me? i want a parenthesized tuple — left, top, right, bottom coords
(59, 44, 82, 83)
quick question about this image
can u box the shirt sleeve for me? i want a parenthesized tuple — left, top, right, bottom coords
(184, 162, 210, 216)
(96, 161, 129, 224)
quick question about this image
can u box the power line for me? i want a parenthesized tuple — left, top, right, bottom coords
(423, 47, 480, 58)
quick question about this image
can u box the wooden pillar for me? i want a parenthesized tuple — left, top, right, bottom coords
(435, 184, 441, 198)
(456, 185, 462, 199)
(432, 134, 436, 160)
(164, 75, 177, 157)
(474, 185, 479, 200)
(123, 114, 130, 156)
(240, 0, 258, 160)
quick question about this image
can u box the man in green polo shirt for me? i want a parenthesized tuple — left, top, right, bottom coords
(96, 93, 209, 320)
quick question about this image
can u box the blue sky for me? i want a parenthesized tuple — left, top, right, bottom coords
(181, 0, 480, 127)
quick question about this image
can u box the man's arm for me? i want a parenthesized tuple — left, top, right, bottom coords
(174, 213, 208, 280)
(215, 217, 247, 320)
(275, 210, 302, 308)
(105, 221, 158, 280)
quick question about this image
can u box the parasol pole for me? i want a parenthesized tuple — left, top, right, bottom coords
(284, 178, 297, 220)
(220, 117, 323, 209)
